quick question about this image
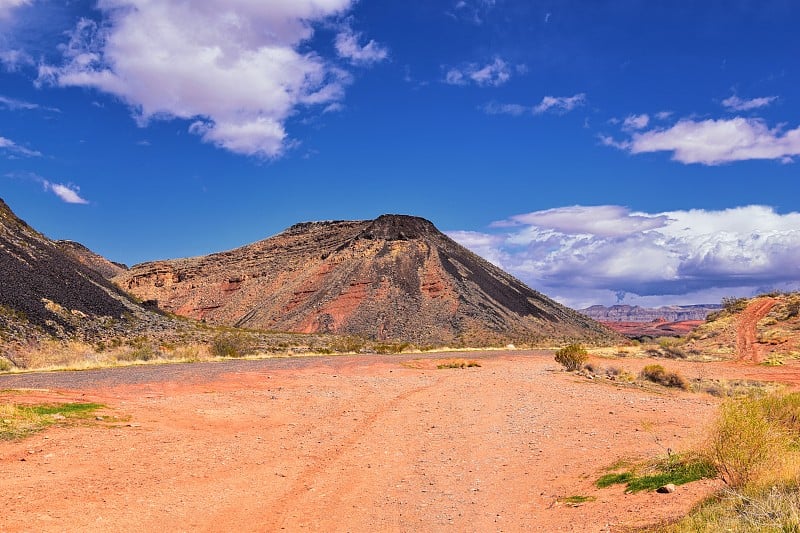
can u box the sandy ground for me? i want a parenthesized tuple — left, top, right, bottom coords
(0, 351, 744, 532)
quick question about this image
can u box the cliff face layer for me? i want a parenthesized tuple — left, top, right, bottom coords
(115, 215, 617, 345)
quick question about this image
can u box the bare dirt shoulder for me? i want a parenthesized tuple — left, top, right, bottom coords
(1, 351, 720, 532)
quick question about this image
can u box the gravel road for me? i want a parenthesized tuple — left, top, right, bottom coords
(0, 350, 548, 390)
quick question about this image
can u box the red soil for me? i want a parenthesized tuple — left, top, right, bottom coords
(735, 298, 778, 363)
(0, 352, 724, 532)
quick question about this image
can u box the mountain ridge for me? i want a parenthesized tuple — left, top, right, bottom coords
(115, 214, 619, 346)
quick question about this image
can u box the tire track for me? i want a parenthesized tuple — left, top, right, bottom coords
(736, 298, 777, 363)
(255, 374, 447, 529)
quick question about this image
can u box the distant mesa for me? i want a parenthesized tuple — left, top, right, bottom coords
(580, 304, 721, 323)
(115, 214, 620, 345)
(581, 304, 722, 340)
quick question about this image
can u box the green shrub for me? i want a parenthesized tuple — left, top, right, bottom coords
(0, 357, 11, 372)
(210, 332, 256, 358)
(640, 364, 689, 390)
(722, 296, 749, 314)
(555, 344, 588, 371)
(657, 337, 688, 359)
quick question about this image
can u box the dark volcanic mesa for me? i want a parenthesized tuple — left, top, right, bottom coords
(115, 215, 618, 345)
(0, 198, 157, 339)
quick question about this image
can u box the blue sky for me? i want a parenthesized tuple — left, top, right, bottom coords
(1, 0, 799, 308)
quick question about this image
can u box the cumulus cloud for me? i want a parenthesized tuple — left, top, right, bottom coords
(0, 135, 41, 157)
(482, 93, 586, 117)
(35, 0, 370, 158)
(0, 0, 29, 19)
(602, 117, 800, 165)
(334, 27, 388, 65)
(445, 58, 512, 87)
(449, 205, 800, 307)
(722, 94, 778, 112)
(43, 181, 89, 204)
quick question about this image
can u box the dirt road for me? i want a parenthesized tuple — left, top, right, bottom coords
(1, 352, 719, 532)
(736, 298, 777, 363)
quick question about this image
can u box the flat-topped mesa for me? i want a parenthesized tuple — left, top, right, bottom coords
(115, 213, 619, 346)
(357, 214, 437, 241)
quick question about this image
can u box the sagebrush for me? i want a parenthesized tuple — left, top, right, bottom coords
(555, 344, 588, 371)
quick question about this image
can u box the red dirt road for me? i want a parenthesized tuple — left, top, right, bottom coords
(736, 298, 777, 363)
(1, 353, 720, 532)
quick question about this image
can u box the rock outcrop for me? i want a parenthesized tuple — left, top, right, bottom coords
(115, 214, 619, 345)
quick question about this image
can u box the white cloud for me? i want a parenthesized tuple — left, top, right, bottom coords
(0, 94, 59, 112)
(0, 135, 41, 157)
(448, 0, 496, 25)
(506, 205, 670, 237)
(43, 181, 89, 204)
(722, 94, 778, 112)
(445, 58, 512, 87)
(482, 93, 586, 117)
(532, 93, 586, 114)
(654, 110, 673, 121)
(334, 27, 388, 65)
(0, 0, 29, 19)
(36, 0, 369, 158)
(622, 113, 649, 130)
(0, 49, 31, 70)
(603, 117, 800, 165)
(449, 205, 800, 307)
(481, 102, 528, 116)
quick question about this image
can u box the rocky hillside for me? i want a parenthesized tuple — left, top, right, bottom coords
(581, 304, 721, 323)
(681, 294, 800, 362)
(57, 240, 128, 279)
(0, 198, 168, 342)
(115, 215, 619, 346)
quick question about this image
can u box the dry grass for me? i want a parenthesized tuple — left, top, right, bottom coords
(0, 339, 219, 373)
(654, 392, 800, 532)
